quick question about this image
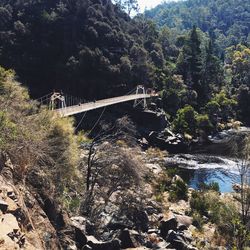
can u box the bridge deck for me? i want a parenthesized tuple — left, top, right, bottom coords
(55, 93, 152, 117)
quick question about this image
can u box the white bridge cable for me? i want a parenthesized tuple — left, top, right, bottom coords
(75, 111, 87, 130)
(86, 106, 106, 137)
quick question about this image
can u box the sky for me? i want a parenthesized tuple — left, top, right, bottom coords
(137, 0, 179, 12)
(137, 0, 163, 11)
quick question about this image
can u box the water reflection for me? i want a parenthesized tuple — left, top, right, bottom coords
(176, 168, 240, 193)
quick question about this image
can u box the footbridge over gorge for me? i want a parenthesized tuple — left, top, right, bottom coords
(37, 86, 158, 117)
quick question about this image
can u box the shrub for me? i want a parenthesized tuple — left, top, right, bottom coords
(198, 182, 220, 192)
(196, 114, 213, 134)
(0, 66, 80, 197)
(169, 179, 188, 201)
(190, 190, 239, 241)
(173, 105, 197, 136)
(190, 191, 208, 216)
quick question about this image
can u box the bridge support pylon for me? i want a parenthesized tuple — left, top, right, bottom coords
(49, 92, 66, 110)
(133, 85, 147, 109)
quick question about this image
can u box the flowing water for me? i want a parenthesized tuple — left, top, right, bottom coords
(165, 154, 241, 193)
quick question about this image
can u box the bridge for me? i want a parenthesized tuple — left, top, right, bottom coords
(37, 86, 157, 117)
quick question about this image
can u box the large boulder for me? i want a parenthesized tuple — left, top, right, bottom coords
(176, 215, 193, 228)
(107, 215, 134, 230)
(166, 230, 194, 250)
(159, 217, 178, 238)
(133, 209, 149, 232)
(119, 229, 143, 249)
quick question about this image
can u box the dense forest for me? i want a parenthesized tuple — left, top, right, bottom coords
(0, 0, 162, 99)
(145, 0, 250, 52)
(0, 0, 250, 134)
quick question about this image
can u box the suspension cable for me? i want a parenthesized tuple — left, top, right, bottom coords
(86, 107, 106, 137)
(75, 112, 87, 131)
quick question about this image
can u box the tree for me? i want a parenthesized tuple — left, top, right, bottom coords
(114, 0, 139, 16)
(237, 85, 250, 125)
(173, 105, 197, 136)
(231, 136, 250, 249)
(201, 39, 224, 101)
(80, 116, 140, 216)
(176, 26, 203, 105)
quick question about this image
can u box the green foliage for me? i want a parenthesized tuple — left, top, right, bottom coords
(169, 179, 188, 202)
(0, 111, 17, 148)
(173, 105, 197, 136)
(0, 66, 80, 196)
(146, 0, 250, 51)
(61, 187, 81, 213)
(190, 190, 240, 242)
(210, 90, 237, 121)
(190, 191, 208, 216)
(226, 44, 250, 87)
(196, 114, 213, 134)
(0, 0, 160, 99)
(237, 85, 250, 125)
(198, 182, 220, 192)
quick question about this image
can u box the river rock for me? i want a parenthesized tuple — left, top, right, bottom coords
(0, 213, 22, 249)
(5, 196, 19, 213)
(232, 183, 241, 192)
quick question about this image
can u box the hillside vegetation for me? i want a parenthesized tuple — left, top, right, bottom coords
(146, 0, 250, 51)
(1, 0, 250, 137)
(0, 0, 163, 99)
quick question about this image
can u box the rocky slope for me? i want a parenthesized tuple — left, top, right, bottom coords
(0, 145, 235, 250)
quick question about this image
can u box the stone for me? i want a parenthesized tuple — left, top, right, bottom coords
(147, 228, 158, 234)
(7, 191, 17, 201)
(133, 209, 149, 232)
(232, 183, 241, 193)
(5, 197, 19, 213)
(156, 241, 172, 249)
(83, 245, 92, 250)
(175, 215, 193, 228)
(107, 216, 134, 230)
(171, 175, 184, 184)
(0, 199, 8, 213)
(145, 163, 162, 175)
(119, 229, 141, 249)
(0, 213, 21, 249)
(87, 236, 120, 250)
(159, 217, 178, 238)
(75, 227, 87, 248)
(166, 230, 193, 250)
(70, 216, 86, 231)
(177, 224, 188, 231)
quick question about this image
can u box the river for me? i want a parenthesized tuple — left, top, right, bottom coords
(164, 127, 250, 192)
(165, 154, 241, 192)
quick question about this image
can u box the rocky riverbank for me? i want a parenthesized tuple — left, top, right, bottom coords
(0, 144, 239, 250)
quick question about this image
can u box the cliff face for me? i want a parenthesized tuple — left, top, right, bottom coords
(0, 156, 60, 249)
